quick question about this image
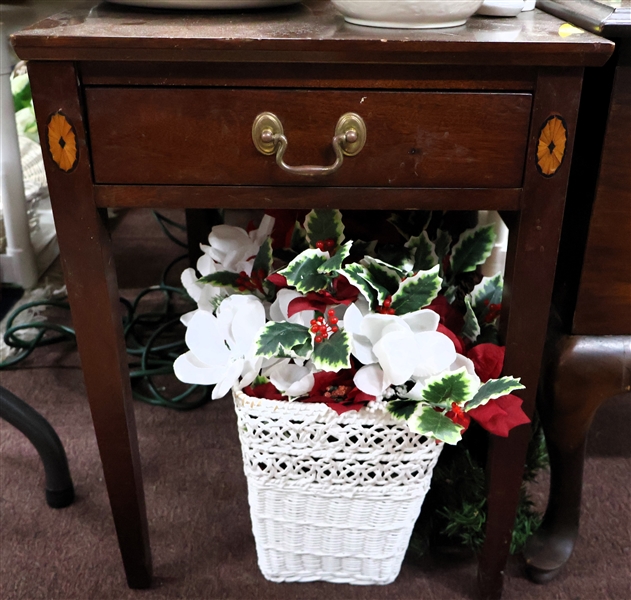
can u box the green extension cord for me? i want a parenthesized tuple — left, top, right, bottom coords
(0, 211, 212, 410)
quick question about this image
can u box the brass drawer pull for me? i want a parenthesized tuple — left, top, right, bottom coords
(252, 112, 366, 177)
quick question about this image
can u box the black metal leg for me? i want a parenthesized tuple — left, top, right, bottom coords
(0, 386, 75, 508)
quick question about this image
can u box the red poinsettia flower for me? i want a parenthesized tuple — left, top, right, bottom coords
(287, 275, 360, 317)
(467, 394, 530, 437)
(427, 295, 465, 337)
(300, 369, 375, 415)
(266, 272, 288, 288)
(242, 382, 287, 401)
(466, 343, 505, 383)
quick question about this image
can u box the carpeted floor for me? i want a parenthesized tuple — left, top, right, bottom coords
(1, 209, 629, 600)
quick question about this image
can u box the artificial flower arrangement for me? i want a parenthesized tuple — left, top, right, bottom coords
(175, 208, 529, 445)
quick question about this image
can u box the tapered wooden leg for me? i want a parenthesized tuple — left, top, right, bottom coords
(524, 335, 631, 582)
(477, 68, 584, 599)
(29, 61, 152, 588)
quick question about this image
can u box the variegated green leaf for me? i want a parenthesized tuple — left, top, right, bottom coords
(387, 211, 432, 240)
(341, 263, 378, 308)
(317, 240, 352, 274)
(278, 249, 329, 293)
(387, 398, 419, 421)
(461, 296, 481, 342)
(466, 376, 525, 410)
(434, 228, 452, 263)
(406, 231, 439, 272)
(198, 270, 241, 289)
(311, 330, 351, 372)
(472, 273, 504, 321)
(390, 265, 441, 314)
(420, 367, 477, 408)
(362, 256, 401, 296)
(290, 220, 309, 253)
(304, 209, 344, 249)
(450, 225, 496, 275)
(255, 322, 312, 359)
(408, 405, 463, 445)
(252, 237, 273, 277)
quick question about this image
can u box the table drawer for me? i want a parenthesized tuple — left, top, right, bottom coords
(86, 88, 532, 188)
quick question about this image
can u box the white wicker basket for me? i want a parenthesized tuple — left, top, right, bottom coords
(232, 388, 444, 585)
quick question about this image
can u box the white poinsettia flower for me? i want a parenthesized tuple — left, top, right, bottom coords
(343, 301, 377, 365)
(348, 308, 456, 387)
(197, 214, 275, 276)
(354, 363, 389, 398)
(269, 289, 314, 327)
(174, 295, 266, 399)
(267, 359, 315, 398)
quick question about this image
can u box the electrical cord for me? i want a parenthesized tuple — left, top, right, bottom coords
(0, 211, 212, 410)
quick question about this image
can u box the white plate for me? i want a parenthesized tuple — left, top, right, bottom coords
(106, 0, 299, 9)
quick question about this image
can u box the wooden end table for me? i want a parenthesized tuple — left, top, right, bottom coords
(11, 3, 613, 597)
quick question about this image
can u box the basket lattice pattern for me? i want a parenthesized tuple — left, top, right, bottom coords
(233, 388, 443, 585)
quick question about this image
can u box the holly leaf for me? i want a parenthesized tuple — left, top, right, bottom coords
(387, 398, 418, 421)
(317, 240, 352, 274)
(304, 209, 344, 249)
(420, 367, 477, 409)
(290, 220, 309, 253)
(341, 263, 378, 308)
(461, 296, 481, 342)
(362, 256, 401, 296)
(255, 322, 312, 359)
(387, 211, 432, 240)
(450, 225, 496, 275)
(434, 229, 452, 263)
(465, 376, 525, 410)
(408, 405, 463, 445)
(472, 273, 504, 321)
(252, 237, 273, 278)
(278, 249, 329, 293)
(406, 231, 439, 272)
(390, 265, 441, 314)
(311, 330, 351, 372)
(198, 270, 241, 289)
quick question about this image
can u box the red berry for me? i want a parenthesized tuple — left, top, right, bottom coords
(311, 326, 319, 333)
(387, 308, 396, 315)
(330, 316, 338, 325)
(240, 271, 248, 277)
(383, 297, 392, 308)
(316, 241, 325, 250)
(327, 309, 336, 317)
(317, 316, 324, 322)
(331, 326, 339, 333)
(325, 239, 335, 249)
(322, 331, 328, 339)
(319, 325, 327, 333)
(238, 286, 246, 292)
(315, 336, 323, 344)
(310, 319, 317, 325)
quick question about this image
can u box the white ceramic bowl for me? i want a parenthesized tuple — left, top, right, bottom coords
(331, 0, 485, 29)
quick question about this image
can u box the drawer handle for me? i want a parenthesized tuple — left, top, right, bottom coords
(252, 112, 366, 177)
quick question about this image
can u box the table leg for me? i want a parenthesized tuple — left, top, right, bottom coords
(523, 335, 631, 582)
(477, 68, 584, 599)
(29, 61, 152, 589)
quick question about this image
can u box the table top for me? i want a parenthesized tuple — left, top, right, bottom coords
(11, 0, 612, 66)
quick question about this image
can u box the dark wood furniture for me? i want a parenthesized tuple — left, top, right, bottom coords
(11, 4, 612, 598)
(524, 0, 631, 583)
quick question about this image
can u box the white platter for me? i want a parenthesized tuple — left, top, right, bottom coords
(107, 0, 299, 9)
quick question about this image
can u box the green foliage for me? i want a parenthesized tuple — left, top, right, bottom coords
(252, 237, 273, 277)
(387, 211, 432, 240)
(466, 376, 525, 410)
(472, 273, 504, 322)
(341, 263, 378, 308)
(390, 266, 441, 314)
(278, 249, 329, 294)
(317, 241, 352, 274)
(304, 209, 344, 249)
(434, 229, 452, 264)
(362, 256, 401, 295)
(311, 330, 351, 372)
(421, 368, 477, 408)
(450, 225, 496, 275)
(290, 221, 309, 253)
(409, 406, 463, 445)
(11, 73, 32, 112)
(198, 271, 241, 288)
(461, 296, 481, 342)
(255, 322, 312, 359)
(386, 398, 418, 421)
(406, 231, 439, 272)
